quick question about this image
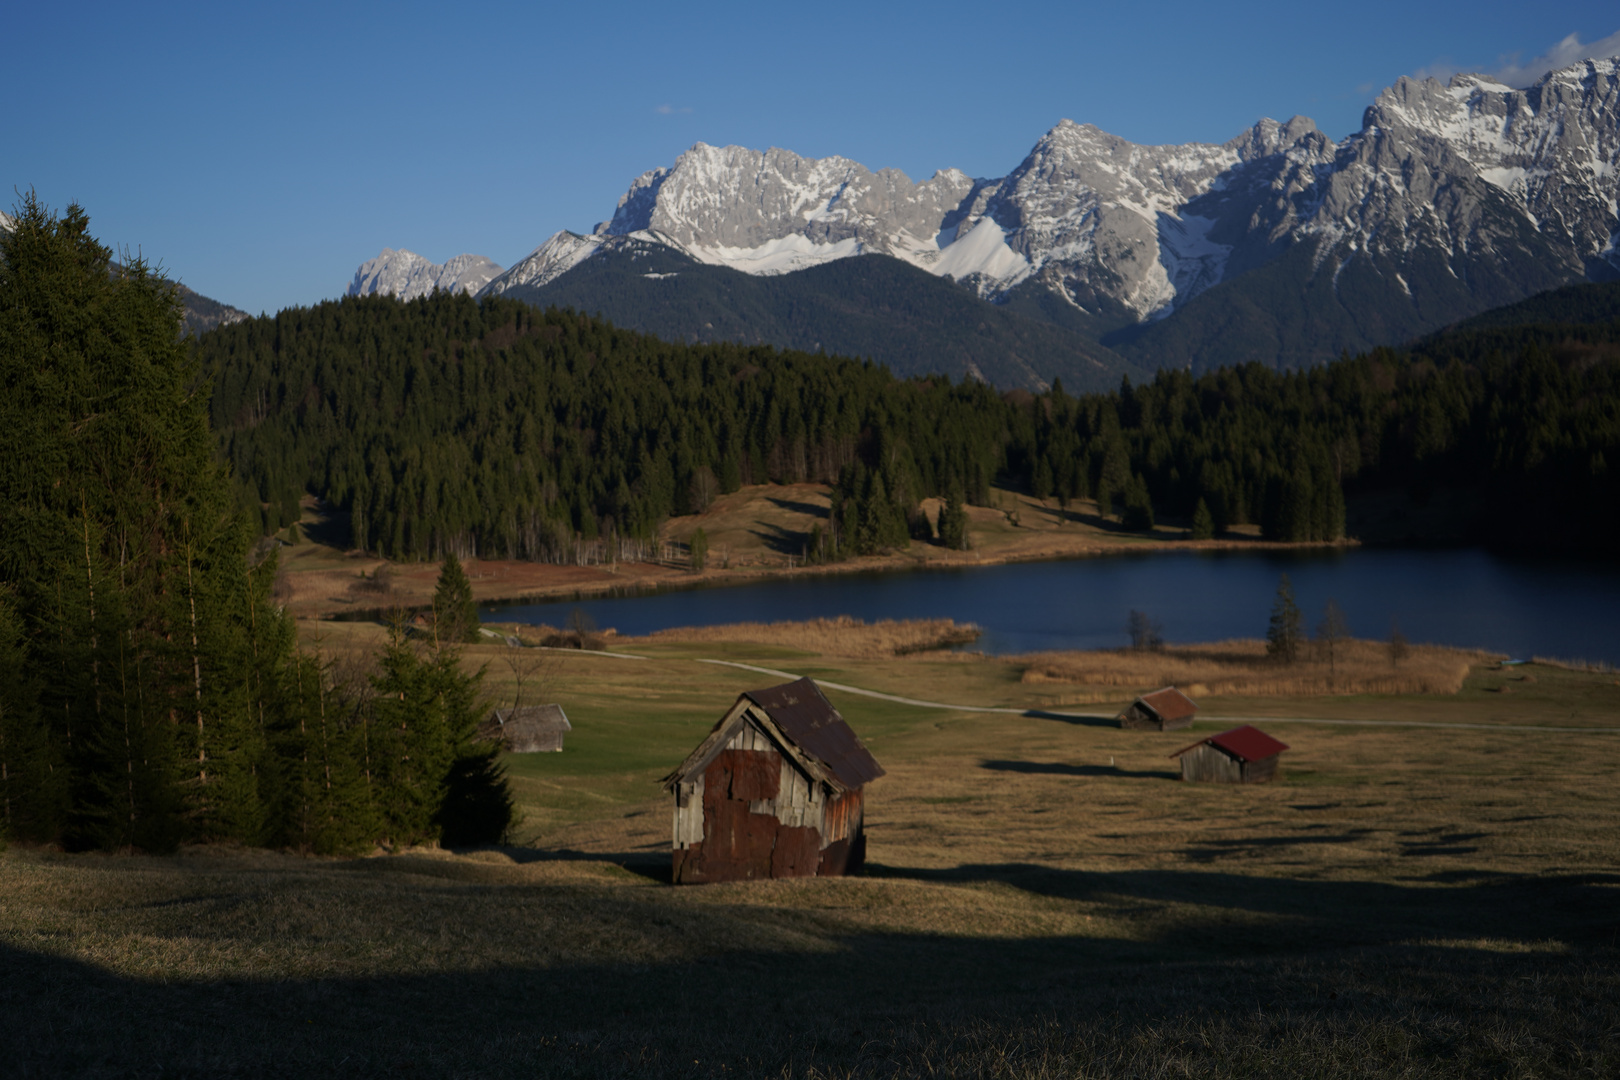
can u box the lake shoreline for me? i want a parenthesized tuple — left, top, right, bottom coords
(323, 533, 1357, 624)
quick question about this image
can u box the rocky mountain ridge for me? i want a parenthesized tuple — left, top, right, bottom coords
(347, 248, 504, 301)
(352, 55, 1620, 376)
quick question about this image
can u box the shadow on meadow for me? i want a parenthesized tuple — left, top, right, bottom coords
(979, 759, 1177, 779)
(5, 862, 1616, 1078)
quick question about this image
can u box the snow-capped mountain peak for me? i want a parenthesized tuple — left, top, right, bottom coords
(351, 53, 1620, 368)
(347, 248, 503, 301)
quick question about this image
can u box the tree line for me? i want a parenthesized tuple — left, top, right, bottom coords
(0, 197, 511, 852)
(201, 288, 1618, 560)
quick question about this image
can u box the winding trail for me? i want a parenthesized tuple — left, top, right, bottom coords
(541, 648, 1617, 735)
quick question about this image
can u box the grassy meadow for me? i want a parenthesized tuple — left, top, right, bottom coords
(3, 622, 1618, 1077)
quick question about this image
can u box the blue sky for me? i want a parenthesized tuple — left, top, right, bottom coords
(6, 1, 1618, 315)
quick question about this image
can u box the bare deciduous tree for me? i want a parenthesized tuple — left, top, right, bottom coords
(1126, 610, 1164, 651)
(689, 466, 720, 513)
(1388, 616, 1410, 668)
(1316, 598, 1349, 684)
(500, 631, 558, 711)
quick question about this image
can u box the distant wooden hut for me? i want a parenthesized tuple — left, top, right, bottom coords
(479, 705, 571, 752)
(1171, 725, 1288, 783)
(1117, 686, 1199, 731)
(663, 677, 885, 885)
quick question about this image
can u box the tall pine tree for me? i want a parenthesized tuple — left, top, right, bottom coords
(0, 194, 292, 849)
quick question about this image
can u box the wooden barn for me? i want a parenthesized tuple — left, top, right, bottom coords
(664, 677, 885, 885)
(479, 705, 571, 752)
(1171, 725, 1288, 783)
(1117, 686, 1199, 731)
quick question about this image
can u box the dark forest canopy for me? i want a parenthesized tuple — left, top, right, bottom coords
(200, 288, 1620, 560)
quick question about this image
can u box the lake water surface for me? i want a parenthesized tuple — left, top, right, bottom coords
(482, 548, 1620, 665)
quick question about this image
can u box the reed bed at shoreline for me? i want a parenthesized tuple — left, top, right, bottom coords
(1020, 638, 1487, 698)
(633, 616, 982, 658)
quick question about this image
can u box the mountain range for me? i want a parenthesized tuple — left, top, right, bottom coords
(355, 56, 1620, 388)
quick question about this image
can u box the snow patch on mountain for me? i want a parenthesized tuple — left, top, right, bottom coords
(931, 218, 1031, 286)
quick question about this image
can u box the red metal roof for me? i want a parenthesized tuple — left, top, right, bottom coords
(1171, 725, 1289, 763)
(1137, 687, 1198, 722)
(744, 678, 886, 789)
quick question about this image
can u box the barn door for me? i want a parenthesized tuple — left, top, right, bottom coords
(700, 749, 782, 880)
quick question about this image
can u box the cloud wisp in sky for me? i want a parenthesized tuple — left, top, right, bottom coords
(655, 104, 694, 115)
(1419, 29, 1620, 87)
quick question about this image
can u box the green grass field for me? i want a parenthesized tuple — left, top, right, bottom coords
(3, 632, 1618, 1077)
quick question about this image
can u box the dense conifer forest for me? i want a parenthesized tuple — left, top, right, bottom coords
(0, 198, 512, 852)
(202, 287, 1620, 560)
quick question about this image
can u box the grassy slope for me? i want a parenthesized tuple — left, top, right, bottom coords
(3, 630, 1618, 1078)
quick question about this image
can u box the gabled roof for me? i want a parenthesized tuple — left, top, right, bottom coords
(744, 678, 885, 788)
(1134, 686, 1198, 722)
(663, 677, 885, 792)
(1171, 725, 1289, 763)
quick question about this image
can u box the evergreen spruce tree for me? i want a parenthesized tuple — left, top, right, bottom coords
(0, 194, 291, 849)
(433, 552, 481, 644)
(368, 624, 510, 847)
(0, 590, 59, 843)
(689, 527, 709, 571)
(1190, 497, 1215, 540)
(1266, 574, 1303, 664)
(1121, 475, 1155, 532)
(938, 485, 969, 550)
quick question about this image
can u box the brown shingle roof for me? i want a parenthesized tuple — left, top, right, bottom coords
(743, 677, 886, 789)
(663, 677, 885, 792)
(1136, 687, 1198, 723)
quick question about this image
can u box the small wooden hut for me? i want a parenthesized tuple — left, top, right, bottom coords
(1171, 725, 1288, 783)
(1117, 686, 1199, 731)
(479, 705, 571, 752)
(664, 677, 885, 884)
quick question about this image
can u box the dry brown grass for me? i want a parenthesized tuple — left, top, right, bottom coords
(1020, 637, 1487, 699)
(3, 638, 1618, 1077)
(635, 616, 981, 658)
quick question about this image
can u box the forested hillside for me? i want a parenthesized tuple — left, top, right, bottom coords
(498, 242, 1144, 391)
(202, 286, 1619, 561)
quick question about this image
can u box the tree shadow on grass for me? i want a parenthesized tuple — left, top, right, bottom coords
(764, 496, 830, 520)
(1021, 709, 1119, 728)
(2, 864, 1616, 1077)
(500, 845, 672, 883)
(980, 759, 1178, 780)
(747, 521, 810, 555)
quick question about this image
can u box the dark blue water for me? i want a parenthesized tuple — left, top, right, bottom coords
(482, 549, 1620, 664)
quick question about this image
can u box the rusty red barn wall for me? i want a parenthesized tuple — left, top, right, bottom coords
(671, 748, 865, 884)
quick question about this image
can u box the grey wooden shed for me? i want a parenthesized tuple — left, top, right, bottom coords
(1171, 725, 1288, 783)
(480, 705, 571, 752)
(1117, 686, 1199, 731)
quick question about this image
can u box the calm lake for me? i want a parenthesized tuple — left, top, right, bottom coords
(482, 548, 1620, 665)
